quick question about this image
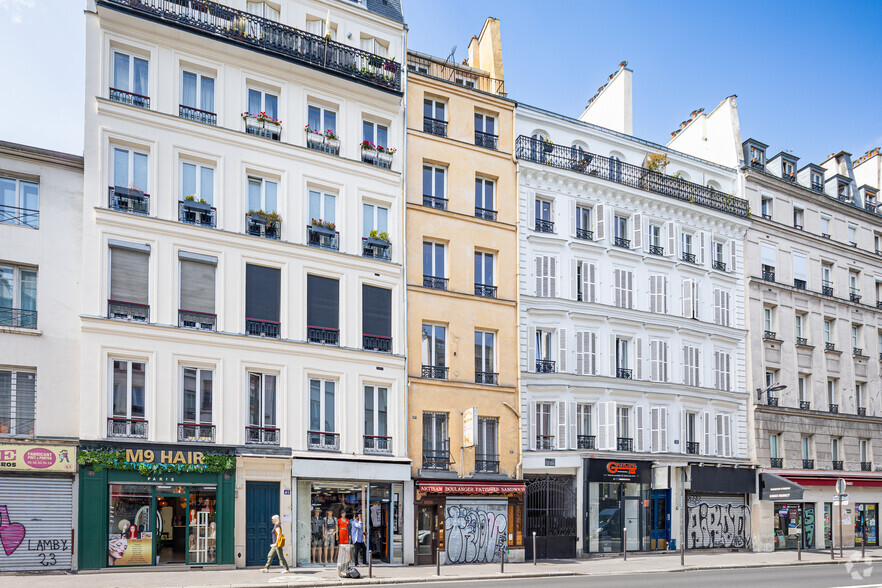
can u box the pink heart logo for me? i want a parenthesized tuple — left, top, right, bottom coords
(0, 506, 25, 556)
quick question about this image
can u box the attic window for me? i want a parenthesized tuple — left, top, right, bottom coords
(782, 160, 795, 181)
(838, 181, 849, 200)
(810, 172, 824, 192)
(750, 146, 765, 168)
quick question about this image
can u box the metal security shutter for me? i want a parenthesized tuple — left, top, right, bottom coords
(179, 255, 216, 314)
(245, 264, 280, 321)
(306, 275, 339, 329)
(0, 476, 73, 570)
(362, 285, 391, 337)
(110, 246, 149, 304)
(687, 493, 745, 508)
(686, 493, 750, 549)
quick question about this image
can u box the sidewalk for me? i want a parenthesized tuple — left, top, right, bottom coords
(6, 549, 882, 588)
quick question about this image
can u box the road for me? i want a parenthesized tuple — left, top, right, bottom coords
(391, 564, 881, 588)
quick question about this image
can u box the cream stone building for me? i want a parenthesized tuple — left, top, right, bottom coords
(405, 19, 523, 565)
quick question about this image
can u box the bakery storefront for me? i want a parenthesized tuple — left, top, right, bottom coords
(77, 442, 235, 569)
(415, 480, 525, 565)
(584, 459, 653, 553)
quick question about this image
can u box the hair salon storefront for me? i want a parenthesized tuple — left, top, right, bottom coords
(77, 442, 235, 570)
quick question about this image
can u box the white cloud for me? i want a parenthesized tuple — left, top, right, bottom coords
(0, 0, 37, 25)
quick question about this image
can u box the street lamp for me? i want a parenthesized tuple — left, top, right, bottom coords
(756, 382, 787, 400)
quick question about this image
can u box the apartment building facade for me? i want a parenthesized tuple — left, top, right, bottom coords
(405, 19, 524, 566)
(78, 0, 410, 569)
(0, 142, 83, 572)
(518, 72, 753, 558)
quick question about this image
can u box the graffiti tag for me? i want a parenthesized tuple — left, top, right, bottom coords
(445, 505, 508, 564)
(686, 502, 751, 549)
(0, 505, 26, 556)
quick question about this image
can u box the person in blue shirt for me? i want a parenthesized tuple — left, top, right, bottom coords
(349, 511, 366, 566)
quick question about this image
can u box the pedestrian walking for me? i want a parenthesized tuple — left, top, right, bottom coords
(350, 512, 366, 566)
(263, 514, 290, 573)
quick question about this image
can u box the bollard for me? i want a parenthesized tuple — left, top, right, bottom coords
(500, 546, 505, 573)
(623, 528, 627, 561)
(863, 526, 867, 560)
(368, 551, 372, 578)
(830, 533, 834, 560)
(436, 547, 441, 576)
(797, 529, 801, 561)
(532, 531, 537, 565)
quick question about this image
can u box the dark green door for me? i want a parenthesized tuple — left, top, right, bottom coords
(245, 481, 279, 566)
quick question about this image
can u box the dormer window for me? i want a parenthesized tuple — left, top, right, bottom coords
(750, 147, 765, 168)
(782, 160, 796, 181)
(838, 181, 849, 201)
(811, 171, 824, 192)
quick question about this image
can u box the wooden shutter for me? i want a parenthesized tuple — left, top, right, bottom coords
(713, 289, 721, 325)
(549, 257, 557, 297)
(575, 332, 584, 375)
(609, 333, 617, 376)
(659, 407, 668, 453)
(666, 221, 675, 256)
(626, 271, 633, 309)
(635, 405, 645, 452)
(179, 256, 216, 314)
(589, 263, 596, 303)
(581, 262, 591, 303)
(569, 400, 577, 449)
(697, 231, 706, 264)
(595, 204, 605, 241)
(729, 239, 737, 273)
(650, 406, 659, 452)
(635, 337, 643, 379)
(528, 400, 537, 450)
(633, 213, 642, 250)
(110, 245, 149, 305)
(558, 328, 567, 373)
(681, 279, 692, 318)
(662, 276, 668, 313)
(597, 401, 611, 450)
(680, 408, 688, 454)
(588, 332, 596, 375)
(535, 256, 542, 296)
(614, 269, 622, 307)
(703, 410, 712, 455)
(650, 340, 658, 381)
(557, 401, 567, 450)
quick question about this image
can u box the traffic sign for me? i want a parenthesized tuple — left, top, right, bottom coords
(836, 478, 847, 494)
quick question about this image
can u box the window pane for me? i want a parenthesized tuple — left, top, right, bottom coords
(484, 254, 494, 286)
(309, 191, 321, 222)
(264, 181, 277, 212)
(485, 333, 495, 371)
(308, 106, 321, 131)
(474, 253, 482, 285)
(435, 168, 445, 198)
(182, 163, 197, 198)
(363, 203, 373, 238)
(131, 362, 145, 418)
(363, 120, 373, 143)
(21, 182, 38, 220)
(200, 370, 212, 423)
(263, 375, 276, 427)
(324, 193, 336, 225)
(264, 94, 278, 119)
(112, 361, 128, 417)
(485, 117, 494, 135)
(423, 100, 432, 119)
(434, 244, 445, 278)
(132, 152, 148, 193)
(248, 179, 261, 211)
(182, 72, 197, 107)
(422, 166, 432, 195)
(364, 386, 374, 436)
(435, 102, 445, 121)
(249, 373, 260, 426)
(310, 380, 321, 430)
(201, 77, 214, 113)
(113, 148, 129, 188)
(377, 388, 387, 436)
(377, 125, 388, 148)
(377, 206, 388, 233)
(324, 381, 335, 433)
(183, 368, 197, 422)
(435, 326, 446, 367)
(0, 178, 14, 212)
(423, 242, 432, 275)
(19, 269, 36, 312)
(200, 167, 214, 205)
(113, 53, 129, 91)
(324, 111, 336, 134)
(248, 89, 261, 115)
(133, 58, 148, 96)
(475, 113, 482, 132)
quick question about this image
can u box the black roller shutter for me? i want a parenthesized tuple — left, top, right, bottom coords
(362, 284, 391, 337)
(245, 264, 280, 322)
(307, 275, 339, 329)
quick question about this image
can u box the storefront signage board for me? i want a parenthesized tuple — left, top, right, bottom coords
(587, 459, 651, 483)
(0, 443, 76, 473)
(418, 482, 525, 494)
(463, 408, 477, 448)
(122, 445, 207, 465)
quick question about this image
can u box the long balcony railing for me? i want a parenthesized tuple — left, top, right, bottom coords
(179, 104, 216, 125)
(535, 359, 555, 373)
(363, 435, 392, 454)
(0, 308, 37, 329)
(0, 204, 39, 228)
(363, 334, 392, 353)
(307, 430, 340, 451)
(617, 437, 634, 452)
(515, 136, 749, 218)
(246, 317, 280, 338)
(108, 417, 147, 438)
(109, 87, 149, 109)
(421, 365, 448, 380)
(178, 309, 217, 331)
(475, 455, 499, 474)
(101, 0, 401, 92)
(407, 53, 505, 96)
(179, 201, 216, 227)
(686, 441, 700, 455)
(108, 300, 149, 322)
(578, 435, 596, 450)
(178, 422, 215, 443)
(307, 326, 339, 345)
(108, 186, 149, 215)
(245, 425, 279, 445)
(422, 444, 451, 470)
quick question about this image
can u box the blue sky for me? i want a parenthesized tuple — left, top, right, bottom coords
(1, 0, 880, 165)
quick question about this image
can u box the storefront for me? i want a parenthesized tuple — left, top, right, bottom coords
(759, 471, 807, 550)
(293, 455, 413, 566)
(0, 441, 77, 571)
(855, 504, 878, 546)
(77, 442, 235, 570)
(583, 459, 652, 554)
(415, 480, 525, 565)
(686, 465, 755, 550)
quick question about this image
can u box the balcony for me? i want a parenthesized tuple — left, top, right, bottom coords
(244, 116, 281, 141)
(795, 337, 808, 346)
(423, 117, 447, 137)
(306, 224, 339, 250)
(535, 359, 555, 373)
(536, 435, 555, 451)
(762, 270, 776, 282)
(616, 367, 633, 379)
(307, 430, 340, 451)
(862, 462, 873, 472)
(422, 446, 451, 470)
(515, 136, 749, 217)
(822, 233, 831, 239)
(305, 130, 339, 154)
(422, 194, 448, 210)
(578, 435, 596, 450)
(617, 437, 633, 452)
(686, 441, 700, 455)
(802, 459, 814, 469)
(421, 365, 448, 380)
(475, 371, 498, 385)
(0, 204, 39, 228)
(799, 401, 811, 410)
(0, 308, 37, 329)
(246, 213, 280, 240)
(475, 455, 500, 474)
(858, 407, 867, 416)
(770, 458, 783, 468)
(307, 326, 339, 345)
(362, 237, 391, 261)
(822, 281, 834, 296)
(712, 260, 727, 271)
(179, 104, 216, 125)
(474, 131, 498, 150)
(825, 342, 837, 352)
(763, 330, 778, 341)
(422, 275, 448, 290)
(108, 300, 149, 322)
(811, 182, 824, 192)
(614, 237, 631, 248)
(833, 460, 844, 471)
(761, 213, 771, 220)
(108, 186, 149, 215)
(681, 252, 697, 263)
(850, 289, 862, 303)
(101, 0, 401, 92)
(109, 87, 149, 109)
(407, 53, 505, 96)
(475, 207, 497, 221)
(577, 228, 595, 241)
(360, 147, 394, 169)
(363, 334, 392, 353)
(767, 396, 779, 407)
(793, 223, 803, 230)
(245, 425, 279, 445)
(793, 279, 807, 290)
(829, 404, 839, 414)
(178, 309, 216, 331)
(177, 422, 215, 443)
(179, 200, 216, 227)
(246, 318, 280, 338)
(854, 348, 865, 357)
(363, 435, 392, 454)
(534, 218, 554, 233)
(107, 417, 147, 438)
(867, 203, 877, 213)
(474, 283, 497, 298)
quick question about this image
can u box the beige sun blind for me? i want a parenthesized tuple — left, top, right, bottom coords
(110, 245, 149, 305)
(180, 254, 216, 314)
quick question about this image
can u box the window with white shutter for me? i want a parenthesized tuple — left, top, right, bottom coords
(716, 413, 732, 457)
(713, 288, 730, 326)
(557, 401, 567, 450)
(650, 274, 668, 314)
(714, 350, 731, 391)
(614, 269, 633, 309)
(634, 405, 644, 451)
(558, 329, 568, 373)
(633, 213, 642, 250)
(635, 337, 643, 379)
(595, 203, 605, 241)
(575, 331, 597, 375)
(650, 340, 669, 382)
(597, 400, 615, 450)
(534, 256, 558, 297)
(666, 221, 676, 257)
(683, 345, 700, 386)
(650, 406, 668, 453)
(703, 411, 712, 455)
(729, 239, 737, 273)
(681, 279, 698, 319)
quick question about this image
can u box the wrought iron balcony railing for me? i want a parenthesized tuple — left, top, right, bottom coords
(681, 252, 696, 263)
(534, 218, 554, 233)
(307, 326, 339, 345)
(108, 417, 147, 438)
(178, 309, 216, 331)
(246, 317, 280, 338)
(793, 279, 807, 289)
(0, 308, 37, 329)
(686, 441, 700, 455)
(178, 422, 215, 443)
(179, 200, 216, 227)
(362, 237, 391, 260)
(474, 131, 498, 150)
(474, 283, 497, 298)
(712, 260, 727, 271)
(535, 359, 555, 373)
(829, 404, 839, 413)
(422, 275, 448, 290)
(423, 116, 447, 137)
(854, 348, 865, 357)
(858, 407, 867, 416)
(0, 204, 39, 228)
(763, 330, 778, 340)
(108, 186, 149, 215)
(832, 460, 844, 470)
(475, 207, 497, 221)
(536, 435, 555, 450)
(245, 425, 279, 445)
(576, 228, 594, 241)
(246, 213, 280, 239)
(767, 396, 779, 407)
(762, 270, 776, 282)
(578, 435, 596, 450)
(825, 342, 837, 352)
(475, 371, 498, 385)
(363, 334, 392, 353)
(614, 236, 631, 248)
(423, 194, 448, 210)
(407, 53, 505, 96)
(108, 299, 149, 322)
(850, 289, 862, 303)
(616, 368, 633, 379)
(821, 232, 831, 239)
(799, 401, 811, 410)
(422, 447, 451, 470)
(421, 365, 448, 380)
(101, 0, 401, 92)
(307, 225, 339, 250)
(802, 459, 814, 469)
(770, 457, 783, 468)
(795, 337, 808, 346)
(307, 430, 340, 451)
(364, 435, 392, 454)
(475, 455, 499, 474)
(862, 461, 873, 471)
(109, 87, 149, 109)
(811, 182, 824, 192)
(822, 281, 834, 296)
(617, 437, 633, 452)
(179, 104, 216, 125)
(515, 135, 749, 217)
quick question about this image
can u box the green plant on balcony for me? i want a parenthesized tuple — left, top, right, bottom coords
(311, 218, 336, 231)
(184, 195, 208, 204)
(645, 152, 670, 173)
(248, 209, 281, 224)
(369, 229, 390, 242)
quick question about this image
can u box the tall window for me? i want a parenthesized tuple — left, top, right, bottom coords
(821, 215, 831, 236)
(305, 16, 335, 38)
(247, 88, 278, 120)
(474, 112, 496, 137)
(535, 329, 553, 362)
(0, 177, 39, 228)
(422, 324, 446, 368)
(802, 436, 811, 460)
(307, 104, 336, 134)
(824, 319, 833, 343)
(306, 275, 340, 345)
(793, 206, 804, 228)
(0, 264, 37, 329)
(860, 439, 870, 464)
(180, 367, 212, 441)
(649, 275, 667, 313)
(713, 241, 725, 265)
(615, 338, 629, 372)
(181, 162, 214, 205)
(247, 1, 280, 20)
(308, 190, 336, 228)
(535, 199, 552, 223)
(0, 369, 35, 436)
(577, 404, 592, 438)
(535, 402, 552, 449)
(831, 437, 841, 462)
(362, 285, 392, 352)
(423, 242, 445, 279)
(423, 412, 449, 467)
(422, 164, 446, 207)
(475, 177, 495, 216)
(108, 243, 149, 321)
(112, 51, 148, 99)
(616, 406, 630, 439)
(360, 36, 388, 56)
(769, 433, 779, 459)
(363, 120, 388, 148)
(247, 177, 277, 213)
(423, 98, 445, 126)
(614, 269, 633, 309)
(181, 70, 215, 115)
(576, 261, 595, 302)
(248, 372, 277, 435)
(649, 340, 668, 382)
(795, 313, 805, 340)
(827, 379, 837, 407)
(179, 253, 217, 328)
(576, 206, 592, 238)
(760, 196, 772, 218)
(683, 345, 700, 386)
(535, 255, 557, 297)
(682, 279, 698, 319)
(474, 330, 495, 382)
(763, 307, 774, 334)
(797, 376, 808, 403)
(362, 202, 388, 239)
(475, 251, 494, 289)
(245, 264, 281, 337)
(685, 412, 697, 443)
(715, 414, 732, 457)
(309, 378, 336, 433)
(713, 289, 730, 326)
(476, 417, 498, 470)
(614, 215, 628, 240)
(113, 147, 148, 193)
(364, 385, 388, 445)
(681, 232, 693, 256)
(110, 360, 146, 433)
(856, 383, 864, 410)
(714, 351, 731, 391)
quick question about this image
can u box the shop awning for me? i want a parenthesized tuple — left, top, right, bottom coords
(760, 472, 805, 501)
(418, 481, 526, 494)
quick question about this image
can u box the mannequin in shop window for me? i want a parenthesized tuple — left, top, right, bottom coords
(338, 510, 350, 549)
(323, 510, 337, 563)
(311, 508, 323, 563)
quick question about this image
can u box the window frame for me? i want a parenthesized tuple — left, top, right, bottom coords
(422, 323, 446, 368)
(363, 384, 389, 439)
(180, 365, 213, 426)
(110, 358, 147, 421)
(0, 176, 39, 228)
(423, 98, 446, 122)
(422, 164, 446, 198)
(474, 250, 494, 287)
(0, 369, 36, 436)
(308, 377, 336, 434)
(112, 50, 149, 96)
(112, 146, 149, 193)
(181, 160, 215, 205)
(247, 87, 279, 120)
(0, 264, 37, 326)
(247, 176, 278, 213)
(423, 241, 446, 279)
(474, 330, 496, 376)
(181, 69, 215, 113)
(307, 104, 337, 134)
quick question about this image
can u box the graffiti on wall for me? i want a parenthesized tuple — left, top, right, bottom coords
(804, 507, 815, 547)
(445, 503, 508, 564)
(686, 500, 752, 549)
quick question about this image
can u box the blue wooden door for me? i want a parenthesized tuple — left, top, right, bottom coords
(246, 481, 280, 566)
(649, 490, 671, 550)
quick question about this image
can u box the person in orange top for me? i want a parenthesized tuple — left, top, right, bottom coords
(337, 511, 350, 546)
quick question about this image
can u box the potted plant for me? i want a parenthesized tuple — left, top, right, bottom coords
(366, 229, 390, 247)
(383, 56, 397, 72)
(182, 195, 212, 211)
(324, 128, 340, 151)
(248, 209, 281, 225)
(368, 54, 384, 68)
(377, 145, 396, 165)
(310, 218, 336, 236)
(360, 140, 378, 161)
(541, 138, 554, 153)
(305, 124, 324, 146)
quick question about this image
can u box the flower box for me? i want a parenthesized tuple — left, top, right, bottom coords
(377, 151, 393, 165)
(182, 199, 212, 212)
(310, 223, 336, 237)
(366, 237, 390, 248)
(114, 186, 145, 199)
(306, 132, 324, 145)
(362, 148, 379, 161)
(542, 143, 554, 153)
(326, 137, 341, 151)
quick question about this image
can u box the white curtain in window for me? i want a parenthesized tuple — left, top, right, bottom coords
(793, 252, 808, 281)
(760, 243, 776, 268)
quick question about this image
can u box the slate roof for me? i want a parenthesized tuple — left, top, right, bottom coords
(364, 0, 404, 23)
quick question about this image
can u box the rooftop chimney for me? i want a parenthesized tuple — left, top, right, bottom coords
(467, 17, 504, 81)
(578, 61, 632, 135)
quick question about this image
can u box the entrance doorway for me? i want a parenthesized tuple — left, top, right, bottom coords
(525, 475, 577, 559)
(649, 490, 670, 550)
(245, 481, 279, 566)
(856, 504, 878, 545)
(416, 504, 440, 565)
(156, 493, 187, 564)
